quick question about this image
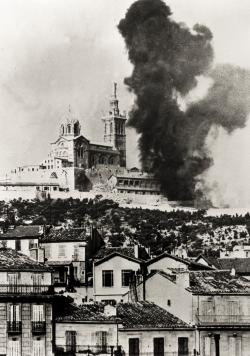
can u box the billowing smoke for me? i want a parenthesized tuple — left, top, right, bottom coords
(118, 0, 250, 202)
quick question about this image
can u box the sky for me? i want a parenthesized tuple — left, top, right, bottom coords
(0, 0, 250, 203)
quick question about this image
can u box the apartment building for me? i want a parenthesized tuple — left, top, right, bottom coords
(40, 226, 104, 289)
(0, 248, 55, 356)
(0, 225, 44, 259)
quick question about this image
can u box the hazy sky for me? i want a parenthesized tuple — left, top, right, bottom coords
(0, 0, 250, 176)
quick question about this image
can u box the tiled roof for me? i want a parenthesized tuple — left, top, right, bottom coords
(196, 255, 250, 274)
(117, 302, 189, 329)
(0, 225, 43, 239)
(55, 303, 116, 322)
(56, 301, 190, 329)
(94, 247, 135, 260)
(146, 252, 212, 270)
(188, 270, 250, 294)
(94, 246, 149, 262)
(0, 248, 51, 272)
(40, 227, 89, 243)
(217, 258, 250, 274)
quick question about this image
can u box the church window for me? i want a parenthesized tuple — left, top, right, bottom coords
(110, 123, 113, 133)
(74, 123, 79, 135)
(67, 124, 71, 134)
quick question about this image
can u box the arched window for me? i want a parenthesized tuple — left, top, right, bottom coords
(110, 123, 113, 134)
(74, 123, 79, 135)
(67, 124, 71, 134)
(109, 157, 114, 165)
(61, 125, 64, 135)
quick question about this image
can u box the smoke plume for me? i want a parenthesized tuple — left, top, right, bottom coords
(118, 0, 250, 202)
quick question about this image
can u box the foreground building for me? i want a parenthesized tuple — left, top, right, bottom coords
(0, 248, 54, 356)
(55, 301, 194, 356)
(124, 269, 250, 356)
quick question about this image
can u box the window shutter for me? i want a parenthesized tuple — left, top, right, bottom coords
(204, 337, 211, 356)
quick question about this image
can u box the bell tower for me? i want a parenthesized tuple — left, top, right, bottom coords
(102, 83, 127, 167)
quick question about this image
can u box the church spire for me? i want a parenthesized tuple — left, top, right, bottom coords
(110, 82, 119, 116)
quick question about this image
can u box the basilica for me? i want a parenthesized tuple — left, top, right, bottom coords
(4, 84, 127, 192)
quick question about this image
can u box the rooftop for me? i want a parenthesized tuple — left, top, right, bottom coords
(0, 248, 51, 272)
(40, 227, 90, 243)
(0, 225, 43, 240)
(146, 252, 212, 271)
(56, 301, 190, 329)
(188, 270, 250, 295)
(94, 246, 149, 264)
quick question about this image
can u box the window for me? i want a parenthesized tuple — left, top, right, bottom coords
(129, 338, 139, 356)
(66, 331, 76, 352)
(44, 244, 51, 259)
(32, 273, 43, 293)
(121, 270, 132, 287)
(32, 304, 44, 322)
(33, 338, 45, 356)
(102, 270, 113, 287)
(153, 338, 164, 356)
(167, 299, 171, 306)
(178, 337, 189, 356)
(229, 336, 242, 356)
(9, 338, 20, 356)
(96, 331, 107, 352)
(58, 244, 66, 258)
(8, 273, 19, 293)
(15, 240, 21, 251)
(9, 304, 20, 322)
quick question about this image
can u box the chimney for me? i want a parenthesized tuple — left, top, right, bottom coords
(175, 271, 190, 289)
(230, 268, 236, 277)
(134, 244, 139, 259)
(103, 304, 117, 317)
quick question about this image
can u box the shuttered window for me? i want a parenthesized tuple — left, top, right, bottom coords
(66, 331, 76, 352)
(9, 304, 20, 322)
(33, 338, 45, 356)
(9, 338, 20, 356)
(229, 337, 242, 356)
(96, 331, 107, 352)
(32, 305, 45, 322)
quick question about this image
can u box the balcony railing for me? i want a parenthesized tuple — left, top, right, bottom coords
(32, 321, 46, 334)
(7, 321, 22, 334)
(0, 284, 54, 295)
(54, 348, 194, 356)
(197, 314, 250, 325)
(55, 345, 115, 356)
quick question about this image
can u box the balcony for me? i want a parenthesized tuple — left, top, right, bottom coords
(55, 345, 115, 356)
(7, 321, 22, 334)
(0, 285, 54, 295)
(197, 314, 250, 325)
(32, 321, 46, 334)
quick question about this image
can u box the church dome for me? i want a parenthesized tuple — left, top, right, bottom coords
(60, 106, 81, 137)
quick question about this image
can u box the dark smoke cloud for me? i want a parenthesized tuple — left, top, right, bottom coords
(118, 0, 250, 200)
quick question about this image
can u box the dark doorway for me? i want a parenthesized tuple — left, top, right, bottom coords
(129, 338, 139, 356)
(154, 337, 164, 356)
(214, 334, 220, 356)
(178, 337, 189, 356)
